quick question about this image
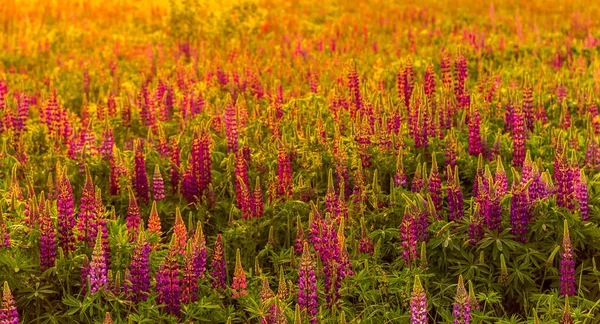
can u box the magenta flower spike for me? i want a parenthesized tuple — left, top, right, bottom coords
(410, 275, 428, 324)
(452, 275, 471, 324)
(89, 232, 108, 294)
(133, 140, 149, 204)
(298, 242, 318, 324)
(156, 237, 181, 317)
(57, 171, 76, 255)
(152, 165, 165, 201)
(0, 281, 19, 324)
(129, 230, 151, 302)
(560, 220, 575, 296)
(211, 234, 227, 290)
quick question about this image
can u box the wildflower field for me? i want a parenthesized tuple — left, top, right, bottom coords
(1, 0, 600, 322)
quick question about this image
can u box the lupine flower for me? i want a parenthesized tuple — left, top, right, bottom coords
(298, 242, 318, 324)
(512, 103, 526, 167)
(147, 201, 162, 247)
(156, 237, 181, 317)
(173, 207, 187, 255)
(410, 275, 428, 324)
(152, 165, 165, 201)
(103, 312, 113, 324)
(181, 241, 199, 304)
(468, 107, 482, 156)
(467, 280, 480, 311)
(224, 101, 239, 153)
(133, 140, 149, 203)
(89, 232, 108, 294)
(574, 170, 588, 221)
(560, 220, 575, 296)
(193, 221, 207, 279)
(468, 202, 484, 245)
(259, 278, 278, 324)
(411, 163, 424, 193)
(400, 207, 418, 266)
(428, 155, 442, 211)
(78, 170, 96, 247)
(446, 166, 464, 221)
(510, 174, 530, 243)
(93, 189, 110, 267)
(277, 267, 289, 300)
(39, 202, 57, 273)
(211, 234, 227, 290)
(232, 249, 247, 299)
(126, 189, 141, 243)
(453, 275, 471, 324)
(57, 171, 76, 254)
(0, 281, 19, 324)
(129, 230, 151, 302)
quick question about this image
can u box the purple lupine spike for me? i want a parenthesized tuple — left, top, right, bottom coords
(447, 166, 464, 221)
(192, 221, 207, 278)
(560, 220, 576, 296)
(129, 230, 151, 302)
(133, 140, 149, 204)
(410, 275, 428, 324)
(575, 170, 589, 221)
(181, 241, 199, 304)
(512, 103, 526, 167)
(295, 215, 306, 254)
(0, 281, 19, 324)
(93, 189, 110, 267)
(156, 237, 181, 317)
(211, 234, 227, 290)
(468, 201, 484, 245)
(57, 172, 76, 254)
(152, 165, 165, 201)
(39, 202, 57, 273)
(298, 242, 318, 324)
(400, 207, 418, 266)
(510, 173, 530, 243)
(522, 84, 535, 132)
(78, 170, 96, 247)
(453, 275, 471, 324)
(494, 157, 509, 197)
(224, 101, 239, 153)
(428, 155, 442, 210)
(585, 135, 600, 172)
(126, 189, 142, 243)
(468, 107, 482, 156)
(89, 232, 108, 294)
(411, 163, 424, 193)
